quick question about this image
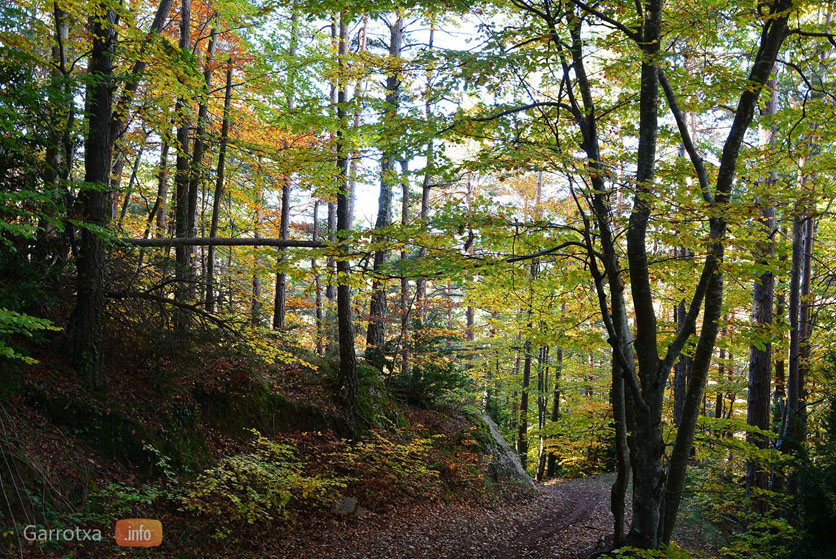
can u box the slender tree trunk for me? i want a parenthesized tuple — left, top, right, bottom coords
(366, 14, 404, 370)
(611, 356, 631, 546)
(336, 13, 359, 434)
(774, 285, 786, 405)
(118, 143, 145, 227)
(779, 200, 807, 494)
(312, 200, 323, 354)
(673, 267, 692, 425)
(206, 61, 233, 312)
(415, 25, 434, 322)
(399, 160, 411, 376)
(517, 338, 532, 470)
(535, 345, 549, 481)
(547, 345, 562, 477)
(746, 65, 779, 502)
(173, 0, 193, 324)
(273, 5, 299, 330)
(251, 188, 263, 325)
(273, 177, 291, 329)
(186, 26, 217, 300)
(155, 137, 171, 238)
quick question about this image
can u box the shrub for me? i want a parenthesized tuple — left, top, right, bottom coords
(182, 432, 343, 540)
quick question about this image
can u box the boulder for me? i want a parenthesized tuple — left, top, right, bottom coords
(331, 496, 358, 515)
(470, 411, 535, 489)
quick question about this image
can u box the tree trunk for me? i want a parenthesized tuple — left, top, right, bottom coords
(118, 143, 145, 227)
(535, 345, 549, 482)
(312, 200, 323, 354)
(206, 61, 233, 312)
(70, 3, 117, 389)
(366, 14, 404, 371)
(746, 65, 779, 503)
(173, 0, 193, 324)
(611, 357, 631, 547)
(778, 203, 807, 493)
(155, 136, 171, 238)
(517, 338, 532, 470)
(273, 5, 299, 330)
(415, 25, 434, 323)
(546, 345, 562, 477)
(336, 13, 359, 434)
(399, 159, 411, 376)
(273, 177, 291, 329)
(187, 26, 217, 297)
(252, 188, 263, 325)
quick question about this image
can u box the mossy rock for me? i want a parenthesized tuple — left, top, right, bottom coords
(462, 406, 535, 489)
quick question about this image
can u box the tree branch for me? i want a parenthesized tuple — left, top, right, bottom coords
(658, 70, 715, 206)
(120, 237, 325, 248)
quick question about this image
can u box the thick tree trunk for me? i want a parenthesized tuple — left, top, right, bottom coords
(206, 61, 233, 312)
(70, 4, 117, 389)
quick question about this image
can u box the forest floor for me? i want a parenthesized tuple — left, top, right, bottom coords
(266, 475, 620, 559)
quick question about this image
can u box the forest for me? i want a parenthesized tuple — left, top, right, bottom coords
(1, 0, 835, 557)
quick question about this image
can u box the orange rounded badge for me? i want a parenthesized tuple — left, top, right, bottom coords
(114, 519, 163, 547)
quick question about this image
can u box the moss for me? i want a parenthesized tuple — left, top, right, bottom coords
(196, 379, 347, 439)
(357, 363, 406, 429)
(25, 389, 211, 475)
(462, 405, 493, 447)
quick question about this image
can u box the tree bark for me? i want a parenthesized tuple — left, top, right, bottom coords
(273, 4, 299, 330)
(187, 26, 217, 295)
(546, 345, 562, 477)
(206, 60, 233, 312)
(336, 13, 359, 434)
(70, 3, 117, 389)
(746, 65, 779, 503)
(535, 345, 549, 482)
(517, 338, 532, 470)
(399, 159, 411, 376)
(312, 200, 323, 354)
(415, 25, 434, 323)
(155, 135, 171, 238)
(611, 357, 630, 546)
(366, 14, 404, 371)
(273, 177, 291, 329)
(173, 0, 193, 324)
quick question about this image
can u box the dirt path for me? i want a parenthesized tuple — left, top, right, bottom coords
(270, 476, 621, 559)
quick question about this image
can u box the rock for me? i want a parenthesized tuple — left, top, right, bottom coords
(331, 496, 358, 515)
(354, 505, 370, 519)
(470, 411, 536, 489)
